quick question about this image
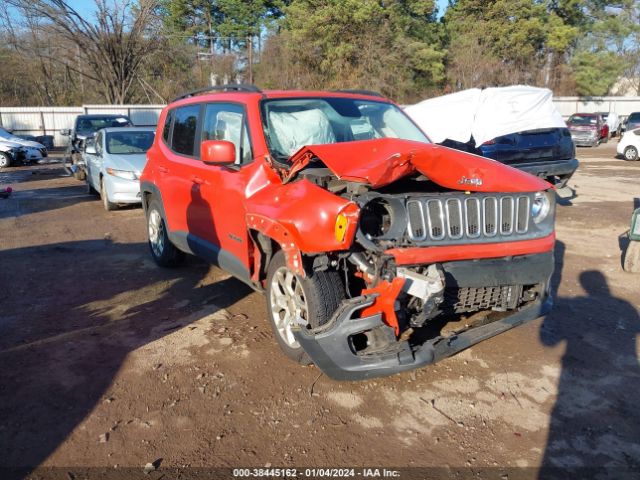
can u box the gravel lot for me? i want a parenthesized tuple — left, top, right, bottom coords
(0, 143, 639, 479)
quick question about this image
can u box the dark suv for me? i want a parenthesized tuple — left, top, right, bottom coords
(62, 114, 133, 179)
(141, 85, 556, 380)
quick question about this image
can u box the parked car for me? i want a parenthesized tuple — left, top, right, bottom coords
(140, 85, 556, 380)
(84, 127, 155, 211)
(405, 87, 578, 189)
(567, 113, 608, 146)
(0, 126, 47, 160)
(62, 114, 133, 180)
(0, 141, 21, 168)
(623, 112, 640, 134)
(597, 112, 621, 138)
(617, 128, 640, 161)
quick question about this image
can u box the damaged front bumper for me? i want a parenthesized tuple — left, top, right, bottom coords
(293, 251, 554, 381)
(294, 293, 552, 381)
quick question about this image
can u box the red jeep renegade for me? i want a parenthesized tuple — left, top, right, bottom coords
(141, 85, 555, 380)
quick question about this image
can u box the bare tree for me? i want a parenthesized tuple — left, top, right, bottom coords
(7, 0, 160, 104)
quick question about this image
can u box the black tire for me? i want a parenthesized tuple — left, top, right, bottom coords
(624, 146, 639, 161)
(623, 241, 640, 273)
(265, 250, 345, 364)
(100, 177, 117, 211)
(0, 152, 11, 169)
(146, 196, 185, 267)
(86, 177, 97, 195)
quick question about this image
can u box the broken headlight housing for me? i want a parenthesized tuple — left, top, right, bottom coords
(358, 197, 406, 241)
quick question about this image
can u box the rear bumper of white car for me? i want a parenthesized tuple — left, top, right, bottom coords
(104, 175, 141, 204)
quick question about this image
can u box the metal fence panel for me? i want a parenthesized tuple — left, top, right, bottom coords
(0, 105, 164, 147)
(3, 98, 640, 148)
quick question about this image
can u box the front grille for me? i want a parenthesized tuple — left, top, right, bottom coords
(571, 131, 594, 140)
(406, 194, 532, 243)
(444, 285, 523, 313)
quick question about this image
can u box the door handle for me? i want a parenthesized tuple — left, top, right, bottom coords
(191, 176, 204, 185)
(158, 166, 169, 174)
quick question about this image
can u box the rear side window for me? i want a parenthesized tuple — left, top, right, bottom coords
(162, 109, 174, 143)
(172, 105, 200, 156)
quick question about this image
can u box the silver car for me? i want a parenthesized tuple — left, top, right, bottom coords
(84, 127, 155, 211)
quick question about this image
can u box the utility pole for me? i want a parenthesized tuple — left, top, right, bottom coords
(76, 44, 84, 98)
(247, 35, 253, 84)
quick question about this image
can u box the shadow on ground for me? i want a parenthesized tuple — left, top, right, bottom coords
(0, 239, 251, 477)
(540, 241, 640, 478)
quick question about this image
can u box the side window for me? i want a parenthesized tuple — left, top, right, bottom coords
(171, 105, 200, 156)
(95, 132, 103, 155)
(162, 109, 174, 144)
(201, 103, 253, 165)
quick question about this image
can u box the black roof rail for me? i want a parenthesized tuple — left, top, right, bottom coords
(332, 89, 385, 98)
(171, 84, 262, 102)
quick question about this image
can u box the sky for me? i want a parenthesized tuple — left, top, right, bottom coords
(62, 0, 451, 20)
(436, 0, 449, 18)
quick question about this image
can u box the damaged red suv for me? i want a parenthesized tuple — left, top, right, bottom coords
(141, 85, 555, 380)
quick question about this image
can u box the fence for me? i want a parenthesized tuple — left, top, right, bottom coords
(3, 97, 640, 148)
(0, 105, 165, 148)
(552, 96, 640, 119)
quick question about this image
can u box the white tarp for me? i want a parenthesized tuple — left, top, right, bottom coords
(405, 85, 567, 147)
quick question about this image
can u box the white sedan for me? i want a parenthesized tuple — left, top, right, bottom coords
(84, 127, 155, 211)
(0, 127, 47, 161)
(617, 128, 640, 161)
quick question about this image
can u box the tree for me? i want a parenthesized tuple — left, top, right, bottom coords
(256, 0, 445, 102)
(6, 0, 161, 104)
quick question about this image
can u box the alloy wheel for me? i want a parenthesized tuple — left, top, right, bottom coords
(270, 267, 309, 348)
(148, 209, 165, 258)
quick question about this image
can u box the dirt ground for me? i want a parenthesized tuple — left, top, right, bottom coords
(0, 143, 639, 479)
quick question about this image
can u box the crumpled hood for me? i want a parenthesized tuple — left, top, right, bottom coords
(288, 138, 551, 192)
(3, 136, 45, 149)
(106, 153, 148, 175)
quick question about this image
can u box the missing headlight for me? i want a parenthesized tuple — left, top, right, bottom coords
(360, 198, 394, 238)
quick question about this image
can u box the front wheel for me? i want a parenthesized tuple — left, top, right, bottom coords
(624, 146, 639, 161)
(100, 177, 117, 211)
(146, 197, 184, 267)
(265, 250, 345, 364)
(0, 152, 10, 169)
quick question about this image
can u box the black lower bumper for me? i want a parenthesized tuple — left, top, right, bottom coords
(516, 158, 579, 188)
(294, 252, 554, 381)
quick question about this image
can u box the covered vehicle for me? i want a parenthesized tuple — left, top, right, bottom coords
(598, 112, 621, 138)
(140, 85, 556, 381)
(62, 114, 133, 180)
(567, 113, 607, 147)
(405, 86, 578, 189)
(0, 127, 47, 161)
(84, 127, 155, 210)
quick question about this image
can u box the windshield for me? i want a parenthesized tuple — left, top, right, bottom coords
(568, 115, 597, 126)
(261, 97, 429, 160)
(106, 131, 154, 154)
(0, 127, 18, 140)
(628, 113, 640, 123)
(77, 117, 131, 134)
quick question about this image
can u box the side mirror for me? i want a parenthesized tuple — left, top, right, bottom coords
(60, 129, 71, 136)
(85, 144, 97, 155)
(201, 140, 236, 166)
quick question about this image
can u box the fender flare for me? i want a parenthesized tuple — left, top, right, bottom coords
(140, 181, 167, 220)
(246, 213, 305, 277)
